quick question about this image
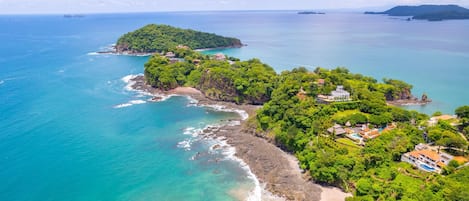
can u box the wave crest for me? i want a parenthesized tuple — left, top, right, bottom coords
(178, 124, 261, 201)
(113, 99, 147, 108)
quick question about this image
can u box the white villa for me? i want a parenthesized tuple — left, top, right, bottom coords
(318, 85, 351, 102)
(401, 143, 454, 173)
(331, 86, 351, 101)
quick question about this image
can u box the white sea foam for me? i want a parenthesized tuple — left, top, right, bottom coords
(183, 127, 196, 135)
(120, 74, 169, 102)
(185, 96, 199, 106)
(182, 126, 211, 138)
(179, 124, 262, 201)
(121, 74, 140, 91)
(201, 104, 249, 120)
(129, 100, 146, 104)
(215, 135, 262, 201)
(118, 74, 257, 200)
(88, 51, 152, 57)
(114, 103, 132, 108)
(119, 75, 248, 121)
(113, 99, 147, 109)
(177, 139, 192, 151)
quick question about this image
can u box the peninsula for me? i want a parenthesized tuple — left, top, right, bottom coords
(365, 5, 469, 21)
(119, 25, 469, 200)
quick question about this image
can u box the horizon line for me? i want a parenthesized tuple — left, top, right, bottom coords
(1, 4, 469, 16)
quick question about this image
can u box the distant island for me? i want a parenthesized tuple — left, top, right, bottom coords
(63, 14, 85, 18)
(298, 11, 325, 15)
(115, 24, 469, 201)
(365, 5, 469, 21)
(113, 24, 242, 55)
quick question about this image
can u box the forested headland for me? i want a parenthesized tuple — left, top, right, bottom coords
(120, 25, 469, 200)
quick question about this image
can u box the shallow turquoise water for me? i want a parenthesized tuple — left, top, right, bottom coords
(0, 14, 256, 201)
(1, 11, 469, 201)
(202, 12, 469, 114)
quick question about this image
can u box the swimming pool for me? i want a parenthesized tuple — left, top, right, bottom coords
(419, 163, 436, 172)
(349, 133, 363, 141)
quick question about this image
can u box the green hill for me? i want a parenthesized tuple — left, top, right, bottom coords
(365, 5, 469, 21)
(115, 24, 242, 53)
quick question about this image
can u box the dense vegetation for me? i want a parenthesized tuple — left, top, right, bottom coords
(144, 47, 276, 104)
(255, 67, 469, 200)
(116, 24, 242, 53)
(142, 47, 469, 199)
(365, 5, 469, 21)
(127, 25, 469, 199)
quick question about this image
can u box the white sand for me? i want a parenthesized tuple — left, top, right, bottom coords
(320, 186, 352, 201)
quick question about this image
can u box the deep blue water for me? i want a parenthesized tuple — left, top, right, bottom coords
(1, 11, 469, 201)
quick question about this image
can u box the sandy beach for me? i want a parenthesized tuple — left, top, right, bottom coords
(130, 75, 352, 201)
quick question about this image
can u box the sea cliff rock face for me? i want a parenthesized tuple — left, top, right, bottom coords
(384, 88, 412, 101)
(198, 70, 239, 103)
(398, 88, 412, 100)
(197, 70, 269, 105)
(115, 43, 130, 53)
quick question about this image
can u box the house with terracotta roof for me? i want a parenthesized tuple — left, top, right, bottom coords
(176, 45, 190, 49)
(317, 79, 325, 86)
(214, 53, 226, 61)
(360, 128, 380, 139)
(327, 124, 347, 135)
(401, 143, 455, 173)
(296, 87, 308, 101)
(427, 114, 457, 126)
(165, 52, 176, 58)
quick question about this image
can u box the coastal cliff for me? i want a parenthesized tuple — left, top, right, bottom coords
(382, 78, 431, 105)
(143, 48, 276, 105)
(115, 24, 469, 201)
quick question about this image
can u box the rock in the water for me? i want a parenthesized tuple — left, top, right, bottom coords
(421, 93, 431, 102)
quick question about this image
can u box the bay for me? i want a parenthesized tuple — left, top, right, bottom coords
(1, 11, 468, 201)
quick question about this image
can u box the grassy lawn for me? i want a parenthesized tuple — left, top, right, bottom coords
(336, 138, 362, 150)
(332, 109, 370, 120)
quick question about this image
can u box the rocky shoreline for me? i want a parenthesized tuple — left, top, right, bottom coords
(94, 44, 245, 57)
(129, 75, 351, 201)
(386, 93, 432, 106)
(387, 99, 430, 106)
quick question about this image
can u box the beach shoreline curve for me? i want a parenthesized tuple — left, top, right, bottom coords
(128, 75, 352, 201)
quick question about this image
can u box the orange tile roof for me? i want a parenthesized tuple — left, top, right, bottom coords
(409, 151, 420, 158)
(453, 156, 468, 164)
(434, 115, 455, 121)
(418, 150, 441, 161)
(437, 161, 446, 167)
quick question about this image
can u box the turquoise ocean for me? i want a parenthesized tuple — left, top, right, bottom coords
(1, 11, 469, 201)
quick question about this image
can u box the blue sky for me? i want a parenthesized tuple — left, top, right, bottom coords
(1, 0, 468, 14)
